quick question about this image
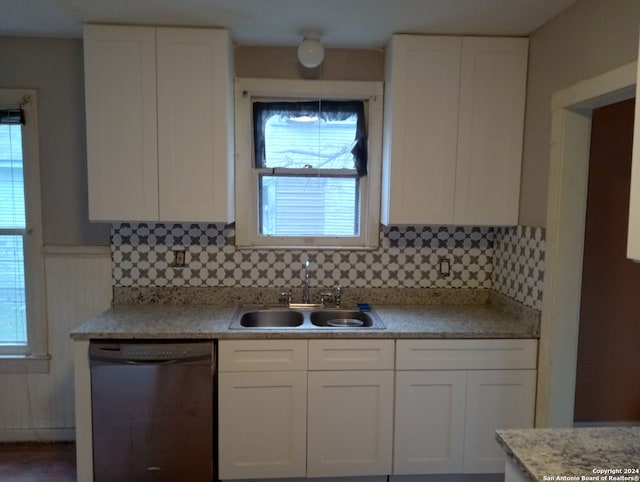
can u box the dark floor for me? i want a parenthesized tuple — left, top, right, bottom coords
(0, 442, 76, 482)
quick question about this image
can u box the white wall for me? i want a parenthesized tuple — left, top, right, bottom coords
(0, 36, 111, 246)
(0, 247, 111, 441)
(519, 0, 640, 227)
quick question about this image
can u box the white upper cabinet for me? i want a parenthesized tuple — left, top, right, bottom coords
(84, 25, 158, 221)
(382, 34, 528, 226)
(84, 24, 234, 222)
(382, 35, 461, 225)
(156, 28, 234, 222)
(455, 37, 528, 225)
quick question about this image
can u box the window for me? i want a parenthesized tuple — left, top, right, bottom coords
(0, 89, 46, 368)
(0, 115, 26, 345)
(235, 79, 383, 248)
(255, 100, 366, 237)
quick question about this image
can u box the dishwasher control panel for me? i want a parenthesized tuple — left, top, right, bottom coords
(90, 341, 213, 362)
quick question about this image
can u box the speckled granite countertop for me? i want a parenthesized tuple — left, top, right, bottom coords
(71, 298, 539, 340)
(496, 427, 640, 481)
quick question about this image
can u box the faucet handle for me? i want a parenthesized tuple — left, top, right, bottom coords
(333, 285, 344, 307)
(278, 289, 292, 305)
(320, 291, 333, 307)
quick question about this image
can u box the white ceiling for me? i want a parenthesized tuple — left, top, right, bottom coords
(1, 0, 579, 49)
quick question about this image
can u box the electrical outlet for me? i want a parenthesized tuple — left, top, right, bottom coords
(438, 256, 451, 277)
(172, 249, 186, 267)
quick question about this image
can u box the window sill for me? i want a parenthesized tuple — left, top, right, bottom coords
(0, 355, 51, 374)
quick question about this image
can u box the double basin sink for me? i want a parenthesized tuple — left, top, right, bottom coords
(229, 305, 386, 330)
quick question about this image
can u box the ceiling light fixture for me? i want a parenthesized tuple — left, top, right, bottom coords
(297, 32, 325, 68)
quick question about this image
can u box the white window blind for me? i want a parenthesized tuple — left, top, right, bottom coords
(0, 122, 27, 345)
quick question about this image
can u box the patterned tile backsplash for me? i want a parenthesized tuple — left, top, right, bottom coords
(493, 226, 546, 310)
(111, 223, 545, 310)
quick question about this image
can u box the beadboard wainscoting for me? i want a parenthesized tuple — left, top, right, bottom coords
(0, 246, 112, 441)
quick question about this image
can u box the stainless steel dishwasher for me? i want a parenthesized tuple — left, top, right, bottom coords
(89, 340, 216, 482)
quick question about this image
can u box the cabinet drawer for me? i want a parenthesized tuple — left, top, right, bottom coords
(219, 340, 308, 372)
(308, 339, 395, 370)
(396, 339, 537, 370)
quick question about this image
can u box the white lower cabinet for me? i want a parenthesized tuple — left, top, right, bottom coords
(218, 340, 308, 479)
(308, 370, 394, 477)
(394, 339, 538, 476)
(307, 339, 395, 477)
(394, 370, 467, 474)
(218, 371, 307, 479)
(463, 370, 536, 473)
(219, 339, 394, 480)
(218, 338, 537, 480)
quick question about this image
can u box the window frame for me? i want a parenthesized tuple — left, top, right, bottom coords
(235, 78, 383, 249)
(0, 89, 48, 372)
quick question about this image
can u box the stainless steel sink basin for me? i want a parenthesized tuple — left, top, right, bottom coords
(310, 310, 373, 327)
(229, 306, 385, 330)
(239, 309, 304, 328)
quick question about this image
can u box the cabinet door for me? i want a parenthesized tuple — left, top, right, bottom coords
(454, 37, 528, 225)
(156, 28, 234, 222)
(84, 24, 159, 221)
(393, 370, 466, 474)
(382, 35, 461, 225)
(463, 370, 536, 473)
(307, 370, 394, 477)
(218, 371, 307, 479)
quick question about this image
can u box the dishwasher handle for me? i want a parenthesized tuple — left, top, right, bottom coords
(122, 358, 180, 365)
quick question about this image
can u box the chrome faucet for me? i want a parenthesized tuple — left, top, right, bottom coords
(302, 260, 311, 303)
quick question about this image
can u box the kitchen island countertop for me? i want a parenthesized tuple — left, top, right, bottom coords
(496, 427, 640, 482)
(70, 302, 539, 340)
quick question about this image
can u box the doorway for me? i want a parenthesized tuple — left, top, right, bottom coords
(537, 61, 636, 427)
(574, 98, 640, 423)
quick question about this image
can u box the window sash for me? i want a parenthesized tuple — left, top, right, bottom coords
(0, 123, 26, 229)
(258, 170, 360, 238)
(253, 102, 365, 240)
(0, 121, 28, 349)
(253, 100, 368, 176)
(0, 233, 27, 347)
